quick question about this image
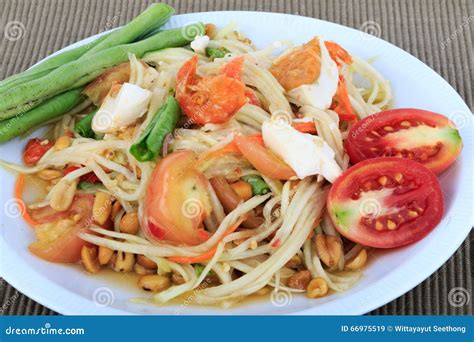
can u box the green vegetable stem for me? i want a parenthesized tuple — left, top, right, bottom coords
(241, 175, 271, 196)
(0, 3, 174, 94)
(130, 96, 181, 162)
(0, 23, 204, 120)
(0, 88, 84, 143)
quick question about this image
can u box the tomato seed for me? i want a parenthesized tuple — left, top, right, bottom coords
(387, 219, 397, 230)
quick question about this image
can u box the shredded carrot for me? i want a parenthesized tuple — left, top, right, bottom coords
(292, 121, 317, 134)
(331, 75, 357, 121)
(168, 215, 247, 264)
(14, 175, 38, 227)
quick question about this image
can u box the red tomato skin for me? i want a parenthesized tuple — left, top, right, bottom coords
(345, 108, 462, 174)
(23, 138, 54, 166)
(28, 194, 95, 263)
(327, 157, 444, 249)
(144, 150, 211, 246)
(29, 226, 86, 263)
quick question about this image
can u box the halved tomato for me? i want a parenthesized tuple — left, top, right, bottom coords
(345, 108, 463, 174)
(28, 194, 95, 263)
(327, 157, 444, 249)
(143, 150, 212, 246)
(233, 135, 296, 180)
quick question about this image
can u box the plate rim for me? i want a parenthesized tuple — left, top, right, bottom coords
(1, 10, 472, 316)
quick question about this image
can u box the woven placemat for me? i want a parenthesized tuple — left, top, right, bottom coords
(0, 0, 472, 315)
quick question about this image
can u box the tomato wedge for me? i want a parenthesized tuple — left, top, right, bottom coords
(345, 108, 463, 174)
(28, 194, 95, 263)
(144, 150, 212, 246)
(234, 135, 296, 180)
(327, 157, 444, 249)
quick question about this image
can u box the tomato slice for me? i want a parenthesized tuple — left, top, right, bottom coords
(144, 150, 212, 246)
(327, 157, 444, 248)
(23, 138, 54, 166)
(345, 108, 463, 174)
(234, 135, 296, 180)
(28, 194, 95, 263)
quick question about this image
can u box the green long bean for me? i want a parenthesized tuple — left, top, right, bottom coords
(0, 3, 174, 94)
(0, 23, 204, 119)
(74, 110, 97, 138)
(0, 88, 84, 143)
(130, 96, 181, 161)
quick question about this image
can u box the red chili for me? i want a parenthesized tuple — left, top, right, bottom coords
(23, 139, 54, 166)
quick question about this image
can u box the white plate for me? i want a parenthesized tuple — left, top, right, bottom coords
(1, 11, 472, 315)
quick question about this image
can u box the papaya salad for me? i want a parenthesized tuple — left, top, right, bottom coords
(0, 4, 463, 308)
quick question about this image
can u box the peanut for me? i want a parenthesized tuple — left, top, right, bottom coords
(171, 272, 186, 285)
(50, 179, 77, 212)
(92, 191, 112, 225)
(315, 234, 343, 268)
(98, 245, 114, 265)
(230, 180, 252, 201)
(54, 135, 71, 151)
(306, 277, 328, 298)
(134, 263, 155, 276)
(287, 270, 312, 290)
(285, 254, 302, 269)
(136, 255, 157, 270)
(119, 212, 140, 235)
(205, 23, 216, 39)
(138, 275, 171, 292)
(344, 249, 368, 271)
(81, 246, 100, 274)
(114, 252, 135, 272)
(110, 201, 122, 220)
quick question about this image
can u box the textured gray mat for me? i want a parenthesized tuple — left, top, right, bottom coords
(0, 0, 472, 315)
